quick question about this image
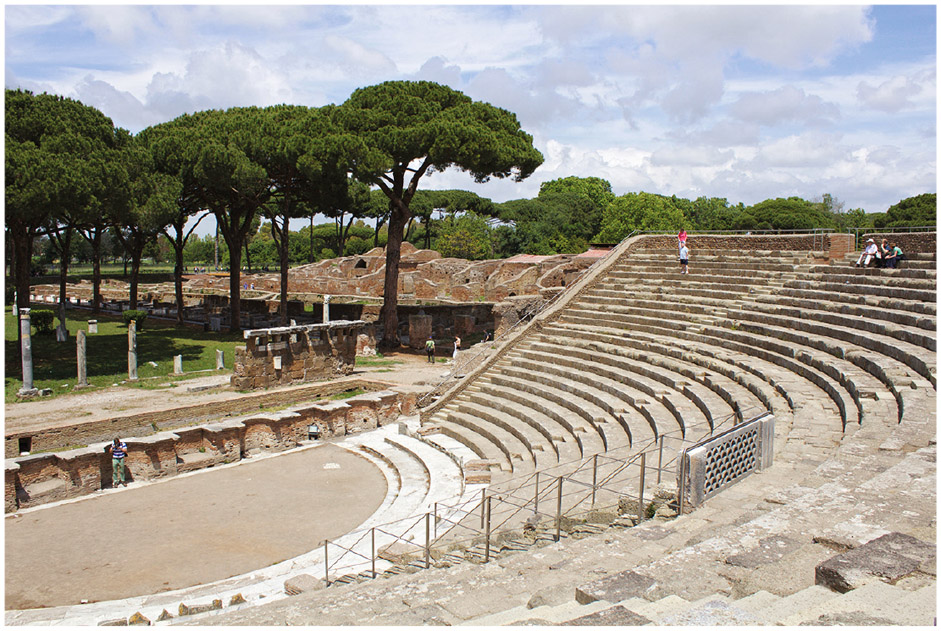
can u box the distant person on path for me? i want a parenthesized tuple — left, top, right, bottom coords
(453, 336, 461, 360)
(425, 336, 435, 363)
(884, 242, 904, 268)
(679, 243, 690, 274)
(108, 437, 128, 487)
(856, 239, 880, 267)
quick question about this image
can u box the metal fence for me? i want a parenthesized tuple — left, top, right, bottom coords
(320, 406, 770, 585)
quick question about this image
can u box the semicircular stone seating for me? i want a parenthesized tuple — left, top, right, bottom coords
(418, 237, 936, 542)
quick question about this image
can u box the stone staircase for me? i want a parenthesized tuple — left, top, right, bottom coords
(12, 234, 934, 626)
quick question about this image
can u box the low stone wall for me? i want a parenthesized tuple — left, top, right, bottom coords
(4, 379, 388, 459)
(862, 232, 936, 255)
(232, 320, 367, 390)
(4, 389, 417, 513)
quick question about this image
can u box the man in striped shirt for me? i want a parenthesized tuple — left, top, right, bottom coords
(108, 437, 129, 487)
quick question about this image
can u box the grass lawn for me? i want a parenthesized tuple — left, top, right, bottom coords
(5, 305, 245, 403)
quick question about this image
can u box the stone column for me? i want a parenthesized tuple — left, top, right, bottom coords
(216, 349, 225, 370)
(127, 320, 138, 381)
(323, 295, 331, 323)
(56, 303, 69, 342)
(77, 329, 88, 387)
(173, 354, 183, 375)
(18, 309, 38, 397)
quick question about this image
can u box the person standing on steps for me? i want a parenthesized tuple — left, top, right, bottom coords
(425, 336, 436, 363)
(453, 335, 461, 361)
(677, 228, 687, 255)
(108, 437, 129, 487)
(679, 242, 690, 274)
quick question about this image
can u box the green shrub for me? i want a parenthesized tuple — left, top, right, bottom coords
(122, 309, 148, 330)
(31, 309, 55, 335)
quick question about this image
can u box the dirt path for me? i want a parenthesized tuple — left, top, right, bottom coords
(3, 350, 459, 437)
(5, 443, 385, 610)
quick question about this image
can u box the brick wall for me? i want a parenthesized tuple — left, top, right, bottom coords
(5, 389, 414, 512)
(862, 232, 936, 254)
(231, 321, 366, 390)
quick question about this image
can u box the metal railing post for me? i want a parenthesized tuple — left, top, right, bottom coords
(425, 512, 431, 568)
(480, 489, 486, 529)
(433, 502, 438, 539)
(371, 528, 376, 578)
(637, 453, 647, 523)
(555, 477, 563, 542)
(484, 496, 492, 562)
(534, 472, 539, 514)
(324, 540, 330, 586)
(591, 454, 598, 506)
(657, 435, 664, 485)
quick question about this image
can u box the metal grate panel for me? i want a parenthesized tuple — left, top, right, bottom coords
(678, 413, 774, 510)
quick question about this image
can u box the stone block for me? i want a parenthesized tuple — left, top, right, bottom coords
(127, 612, 150, 625)
(575, 570, 656, 605)
(284, 573, 324, 596)
(815, 532, 936, 593)
(178, 599, 222, 616)
(560, 605, 651, 626)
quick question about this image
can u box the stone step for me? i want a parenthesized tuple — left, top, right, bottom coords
(779, 579, 933, 626)
(470, 379, 604, 461)
(450, 403, 547, 471)
(486, 371, 617, 453)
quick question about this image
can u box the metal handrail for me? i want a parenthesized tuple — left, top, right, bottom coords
(320, 405, 764, 583)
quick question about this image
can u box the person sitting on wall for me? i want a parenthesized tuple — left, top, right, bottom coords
(856, 239, 880, 267)
(883, 243, 904, 268)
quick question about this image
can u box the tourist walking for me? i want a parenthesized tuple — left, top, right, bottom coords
(453, 336, 461, 360)
(677, 228, 687, 255)
(679, 243, 690, 274)
(108, 437, 128, 487)
(425, 336, 435, 363)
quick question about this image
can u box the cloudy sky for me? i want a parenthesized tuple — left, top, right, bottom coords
(5, 3, 937, 226)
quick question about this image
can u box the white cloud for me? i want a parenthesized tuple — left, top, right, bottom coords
(730, 85, 840, 127)
(857, 75, 925, 113)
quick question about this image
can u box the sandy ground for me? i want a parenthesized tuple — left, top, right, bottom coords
(5, 443, 386, 610)
(3, 349, 480, 611)
(3, 350, 461, 436)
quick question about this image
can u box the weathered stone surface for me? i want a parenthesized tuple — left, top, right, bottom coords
(155, 609, 173, 621)
(97, 618, 127, 626)
(575, 570, 656, 605)
(127, 611, 150, 625)
(228, 593, 247, 606)
(815, 532, 936, 593)
(284, 573, 324, 596)
(726, 535, 803, 569)
(560, 604, 652, 626)
(178, 599, 222, 616)
(659, 600, 762, 626)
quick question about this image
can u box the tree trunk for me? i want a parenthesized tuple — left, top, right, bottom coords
(278, 219, 290, 326)
(90, 230, 103, 314)
(227, 240, 242, 332)
(173, 240, 185, 325)
(54, 226, 73, 313)
(129, 251, 142, 310)
(378, 203, 407, 350)
(309, 215, 315, 263)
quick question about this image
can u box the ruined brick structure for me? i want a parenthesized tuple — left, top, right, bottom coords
(231, 320, 367, 390)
